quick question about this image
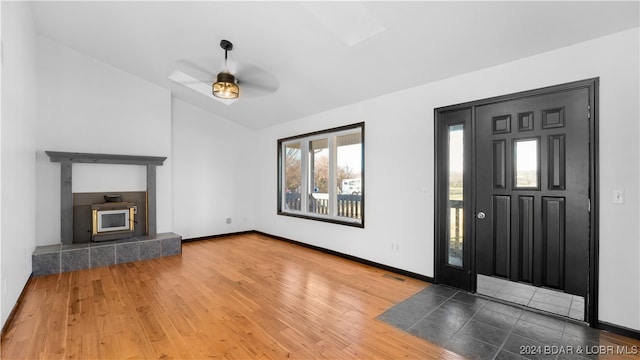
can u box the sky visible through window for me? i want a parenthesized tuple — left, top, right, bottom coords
(338, 144, 361, 169)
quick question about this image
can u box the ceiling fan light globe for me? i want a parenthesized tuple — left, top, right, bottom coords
(213, 82, 239, 99)
(212, 72, 239, 99)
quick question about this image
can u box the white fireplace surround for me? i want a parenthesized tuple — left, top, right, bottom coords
(45, 151, 167, 245)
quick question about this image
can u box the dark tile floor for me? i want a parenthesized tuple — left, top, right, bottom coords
(377, 285, 604, 360)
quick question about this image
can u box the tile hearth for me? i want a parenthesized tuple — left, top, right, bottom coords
(32, 232, 182, 276)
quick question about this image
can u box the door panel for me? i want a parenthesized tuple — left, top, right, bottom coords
(518, 195, 534, 283)
(542, 196, 565, 289)
(493, 195, 511, 278)
(493, 140, 507, 188)
(475, 88, 590, 297)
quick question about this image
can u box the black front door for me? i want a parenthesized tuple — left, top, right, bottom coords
(475, 86, 591, 297)
(436, 79, 598, 323)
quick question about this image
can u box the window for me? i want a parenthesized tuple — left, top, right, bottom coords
(447, 124, 464, 267)
(278, 123, 364, 227)
(514, 138, 540, 189)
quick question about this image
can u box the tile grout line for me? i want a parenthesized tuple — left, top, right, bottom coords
(490, 301, 526, 360)
(460, 286, 571, 360)
(448, 294, 505, 356)
(441, 291, 484, 349)
(404, 288, 458, 332)
(437, 289, 515, 357)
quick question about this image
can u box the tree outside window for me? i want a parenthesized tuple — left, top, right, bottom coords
(278, 123, 364, 227)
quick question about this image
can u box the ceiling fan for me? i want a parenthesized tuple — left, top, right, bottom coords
(169, 40, 279, 105)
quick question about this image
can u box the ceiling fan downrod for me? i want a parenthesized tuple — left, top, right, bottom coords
(220, 39, 233, 69)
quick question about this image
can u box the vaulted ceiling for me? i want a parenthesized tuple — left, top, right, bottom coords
(28, 1, 639, 129)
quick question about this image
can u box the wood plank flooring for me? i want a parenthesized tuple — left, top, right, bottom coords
(1, 233, 464, 359)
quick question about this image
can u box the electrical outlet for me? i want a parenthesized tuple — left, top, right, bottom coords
(226, 217, 232, 224)
(613, 190, 624, 204)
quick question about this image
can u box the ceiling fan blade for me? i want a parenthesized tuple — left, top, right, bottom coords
(169, 55, 278, 100)
(235, 63, 280, 97)
(169, 70, 210, 94)
(169, 69, 237, 106)
(171, 60, 216, 83)
(239, 80, 280, 97)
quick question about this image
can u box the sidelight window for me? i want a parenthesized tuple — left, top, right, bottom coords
(278, 123, 364, 227)
(447, 124, 464, 267)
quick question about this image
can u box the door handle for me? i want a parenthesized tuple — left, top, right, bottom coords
(477, 211, 486, 219)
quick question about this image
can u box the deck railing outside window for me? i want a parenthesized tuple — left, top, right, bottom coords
(284, 193, 362, 220)
(448, 199, 464, 265)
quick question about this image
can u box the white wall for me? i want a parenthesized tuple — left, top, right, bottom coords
(1, 2, 38, 327)
(254, 28, 640, 331)
(171, 98, 255, 239)
(35, 36, 173, 245)
(2, 6, 637, 334)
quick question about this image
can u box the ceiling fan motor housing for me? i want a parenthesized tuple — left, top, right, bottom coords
(216, 72, 236, 84)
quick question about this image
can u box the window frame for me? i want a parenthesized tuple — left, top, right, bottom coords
(277, 122, 365, 228)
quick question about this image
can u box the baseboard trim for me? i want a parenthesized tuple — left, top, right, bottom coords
(253, 231, 434, 284)
(1, 275, 33, 339)
(182, 231, 255, 242)
(598, 321, 640, 340)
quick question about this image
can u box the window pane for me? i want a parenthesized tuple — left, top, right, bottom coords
(284, 142, 301, 211)
(515, 139, 538, 188)
(337, 132, 362, 220)
(309, 139, 329, 214)
(277, 123, 364, 227)
(447, 124, 464, 267)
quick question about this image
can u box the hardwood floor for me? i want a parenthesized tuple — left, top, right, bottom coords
(1, 233, 464, 359)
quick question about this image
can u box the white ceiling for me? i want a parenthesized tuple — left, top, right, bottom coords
(28, 1, 639, 130)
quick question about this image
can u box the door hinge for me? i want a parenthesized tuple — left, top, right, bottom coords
(588, 199, 591, 212)
(587, 105, 591, 119)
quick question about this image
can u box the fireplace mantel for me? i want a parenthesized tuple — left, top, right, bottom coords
(46, 151, 167, 245)
(45, 151, 166, 166)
